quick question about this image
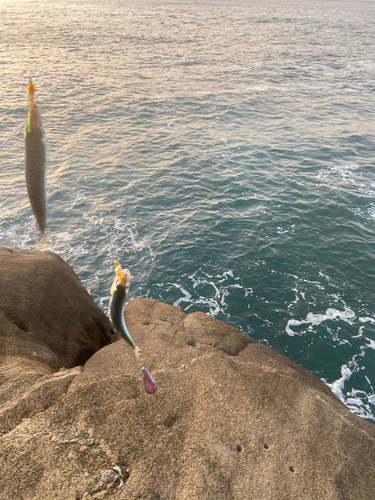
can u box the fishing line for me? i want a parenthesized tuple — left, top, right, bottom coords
(0, 121, 26, 149)
(0, 77, 77, 150)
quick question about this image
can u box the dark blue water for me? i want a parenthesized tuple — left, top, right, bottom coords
(1, 0, 375, 420)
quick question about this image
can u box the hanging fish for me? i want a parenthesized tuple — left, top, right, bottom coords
(25, 78, 47, 233)
(109, 260, 157, 394)
(109, 260, 136, 348)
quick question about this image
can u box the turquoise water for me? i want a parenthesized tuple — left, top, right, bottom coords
(1, 0, 375, 421)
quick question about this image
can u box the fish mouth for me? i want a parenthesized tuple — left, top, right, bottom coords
(118, 268, 132, 286)
(114, 260, 132, 286)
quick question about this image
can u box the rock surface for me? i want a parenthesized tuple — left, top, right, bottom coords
(1, 248, 375, 500)
(0, 247, 114, 370)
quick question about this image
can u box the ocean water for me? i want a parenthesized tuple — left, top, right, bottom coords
(1, 0, 375, 421)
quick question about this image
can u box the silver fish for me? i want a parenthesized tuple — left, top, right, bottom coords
(25, 79, 46, 233)
(109, 260, 135, 348)
(109, 260, 157, 394)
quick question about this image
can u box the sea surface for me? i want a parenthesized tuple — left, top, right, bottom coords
(1, 0, 375, 421)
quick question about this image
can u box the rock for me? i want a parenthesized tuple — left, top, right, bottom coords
(0, 249, 375, 499)
(0, 247, 114, 437)
(0, 247, 114, 370)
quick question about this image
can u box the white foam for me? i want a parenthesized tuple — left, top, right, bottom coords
(65, 191, 86, 211)
(113, 220, 152, 254)
(285, 319, 305, 336)
(54, 232, 73, 241)
(324, 344, 375, 420)
(171, 284, 192, 308)
(223, 270, 234, 279)
(365, 338, 375, 350)
(359, 317, 375, 324)
(166, 269, 243, 318)
(318, 164, 375, 220)
(344, 392, 375, 420)
(285, 307, 356, 336)
(317, 163, 360, 186)
(326, 364, 353, 401)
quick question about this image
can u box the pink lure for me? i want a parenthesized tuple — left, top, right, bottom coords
(142, 367, 157, 394)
